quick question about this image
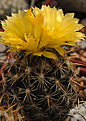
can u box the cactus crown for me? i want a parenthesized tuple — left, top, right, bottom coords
(0, 5, 85, 59)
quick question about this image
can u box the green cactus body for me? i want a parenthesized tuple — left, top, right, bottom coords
(1, 51, 78, 121)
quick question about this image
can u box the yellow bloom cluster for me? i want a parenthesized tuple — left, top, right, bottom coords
(0, 5, 85, 59)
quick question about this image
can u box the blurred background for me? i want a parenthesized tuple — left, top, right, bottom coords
(0, 0, 86, 27)
(0, 0, 86, 101)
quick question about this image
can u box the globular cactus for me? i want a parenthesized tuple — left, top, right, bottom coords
(66, 102, 86, 121)
(0, 0, 28, 20)
(1, 52, 79, 121)
(0, 5, 85, 121)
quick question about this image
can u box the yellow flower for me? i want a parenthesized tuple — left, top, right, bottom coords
(0, 5, 85, 59)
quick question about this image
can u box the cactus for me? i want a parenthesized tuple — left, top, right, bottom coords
(66, 102, 86, 121)
(0, 5, 85, 121)
(0, 104, 25, 121)
(0, 0, 28, 20)
(1, 52, 79, 121)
